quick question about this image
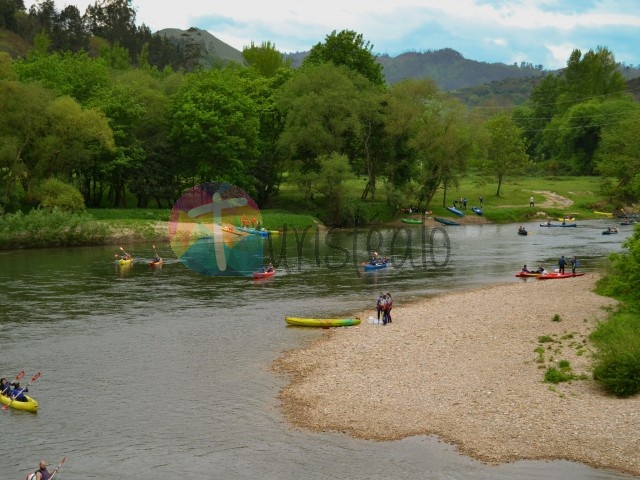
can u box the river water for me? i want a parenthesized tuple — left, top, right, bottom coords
(0, 219, 636, 480)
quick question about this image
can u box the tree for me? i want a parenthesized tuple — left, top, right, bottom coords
(303, 29, 384, 86)
(169, 67, 260, 194)
(544, 98, 636, 175)
(482, 113, 529, 196)
(275, 63, 375, 199)
(311, 152, 356, 225)
(559, 47, 625, 112)
(595, 105, 640, 202)
(242, 41, 290, 78)
(383, 78, 473, 209)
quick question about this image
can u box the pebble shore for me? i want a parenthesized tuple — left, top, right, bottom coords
(273, 275, 640, 477)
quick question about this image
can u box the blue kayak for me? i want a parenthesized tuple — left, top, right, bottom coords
(472, 206, 483, 216)
(446, 207, 465, 217)
(364, 262, 388, 271)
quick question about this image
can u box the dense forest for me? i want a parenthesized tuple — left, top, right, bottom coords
(1, 0, 640, 225)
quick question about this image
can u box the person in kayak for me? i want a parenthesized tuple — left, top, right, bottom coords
(33, 460, 58, 480)
(1, 377, 13, 396)
(10, 382, 28, 402)
(521, 265, 531, 273)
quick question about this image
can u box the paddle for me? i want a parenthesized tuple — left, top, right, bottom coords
(119, 246, 132, 260)
(1, 370, 25, 396)
(49, 456, 66, 480)
(2, 372, 40, 410)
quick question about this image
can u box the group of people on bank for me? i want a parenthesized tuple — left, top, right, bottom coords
(521, 255, 578, 275)
(376, 292, 393, 325)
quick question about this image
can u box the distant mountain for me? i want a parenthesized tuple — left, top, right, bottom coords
(156, 27, 245, 68)
(376, 48, 547, 90)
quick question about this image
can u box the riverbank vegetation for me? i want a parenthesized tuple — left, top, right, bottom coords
(593, 227, 640, 397)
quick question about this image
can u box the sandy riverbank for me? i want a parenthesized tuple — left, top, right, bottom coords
(273, 276, 640, 477)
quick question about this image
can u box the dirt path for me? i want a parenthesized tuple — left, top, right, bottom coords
(533, 190, 574, 208)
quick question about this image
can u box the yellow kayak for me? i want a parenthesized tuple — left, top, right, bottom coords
(593, 211, 614, 217)
(0, 393, 38, 412)
(118, 258, 133, 266)
(285, 317, 361, 327)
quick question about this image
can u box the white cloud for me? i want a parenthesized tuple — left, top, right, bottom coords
(27, 1, 640, 69)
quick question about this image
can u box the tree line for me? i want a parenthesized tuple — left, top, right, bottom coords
(1, 0, 639, 225)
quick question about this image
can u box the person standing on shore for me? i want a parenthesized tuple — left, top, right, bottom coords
(558, 255, 567, 274)
(385, 293, 393, 324)
(570, 256, 578, 274)
(376, 293, 384, 323)
(479, 196, 483, 208)
(529, 195, 535, 207)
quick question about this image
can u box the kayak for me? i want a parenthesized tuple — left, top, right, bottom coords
(0, 393, 38, 412)
(517, 230, 528, 236)
(593, 211, 614, 217)
(471, 206, 483, 216)
(557, 217, 576, 222)
(446, 206, 465, 217)
(537, 272, 586, 279)
(118, 258, 133, 266)
(539, 223, 577, 227)
(364, 262, 388, 271)
(149, 259, 163, 268)
(602, 229, 618, 235)
(253, 269, 276, 279)
(401, 218, 422, 224)
(235, 226, 269, 237)
(434, 217, 460, 226)
(515, 272, 541, 277)
(285, 317, 361, 327)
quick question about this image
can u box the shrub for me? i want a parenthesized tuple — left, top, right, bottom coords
(538, 335, 554, 343)
(552, 314, 561, 322)
(544, 366, 574, 383)
(590, 311, 640, 397)
(38, 178, 85, 213)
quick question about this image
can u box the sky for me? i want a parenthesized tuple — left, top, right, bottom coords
(33, 0, 640, 70)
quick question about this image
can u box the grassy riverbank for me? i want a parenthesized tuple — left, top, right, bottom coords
(0, 175, 628, 250)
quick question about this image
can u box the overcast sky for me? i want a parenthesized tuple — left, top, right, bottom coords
(36, 0, 640, 70)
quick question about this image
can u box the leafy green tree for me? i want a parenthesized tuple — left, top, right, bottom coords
(482, 113, 529, 196)
(14, 49, 111, 104)
(304, 29, 384, 86)
(310, 152, 357, 225)
(242, 41, 290, 77)
(0, 80, 54, 208)
(544, 98, 637, 175)
(383, 78, 471, 208)
(559, 47, 625, 112)
(595, 104, 640, 201)
(169, 67, 260, 194)
(275, 63, 376, 199)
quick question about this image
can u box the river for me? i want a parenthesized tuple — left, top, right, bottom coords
(0, 219, 636, 479)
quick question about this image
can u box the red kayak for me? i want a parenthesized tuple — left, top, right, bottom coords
(537, 272, 585, 279)
(253, 269, 275, 279)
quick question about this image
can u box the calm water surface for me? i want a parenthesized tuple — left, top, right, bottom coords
(0, 220, 636, 479)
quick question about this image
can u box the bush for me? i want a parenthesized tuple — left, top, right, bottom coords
(38, 178, 85, 213)
(590, 311, 640, 397)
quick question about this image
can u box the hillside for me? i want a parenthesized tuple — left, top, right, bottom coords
(376, 48, 546, 90)
(156, 27, 245, 67)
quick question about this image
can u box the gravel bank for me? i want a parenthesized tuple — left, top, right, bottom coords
(273, 275, 640, 477)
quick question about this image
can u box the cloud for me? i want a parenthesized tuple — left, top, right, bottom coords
(26, 0, 640, 69)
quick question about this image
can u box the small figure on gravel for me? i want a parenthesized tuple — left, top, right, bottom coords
(376, 293, 384, 323)
(558, 255, 567, 274)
